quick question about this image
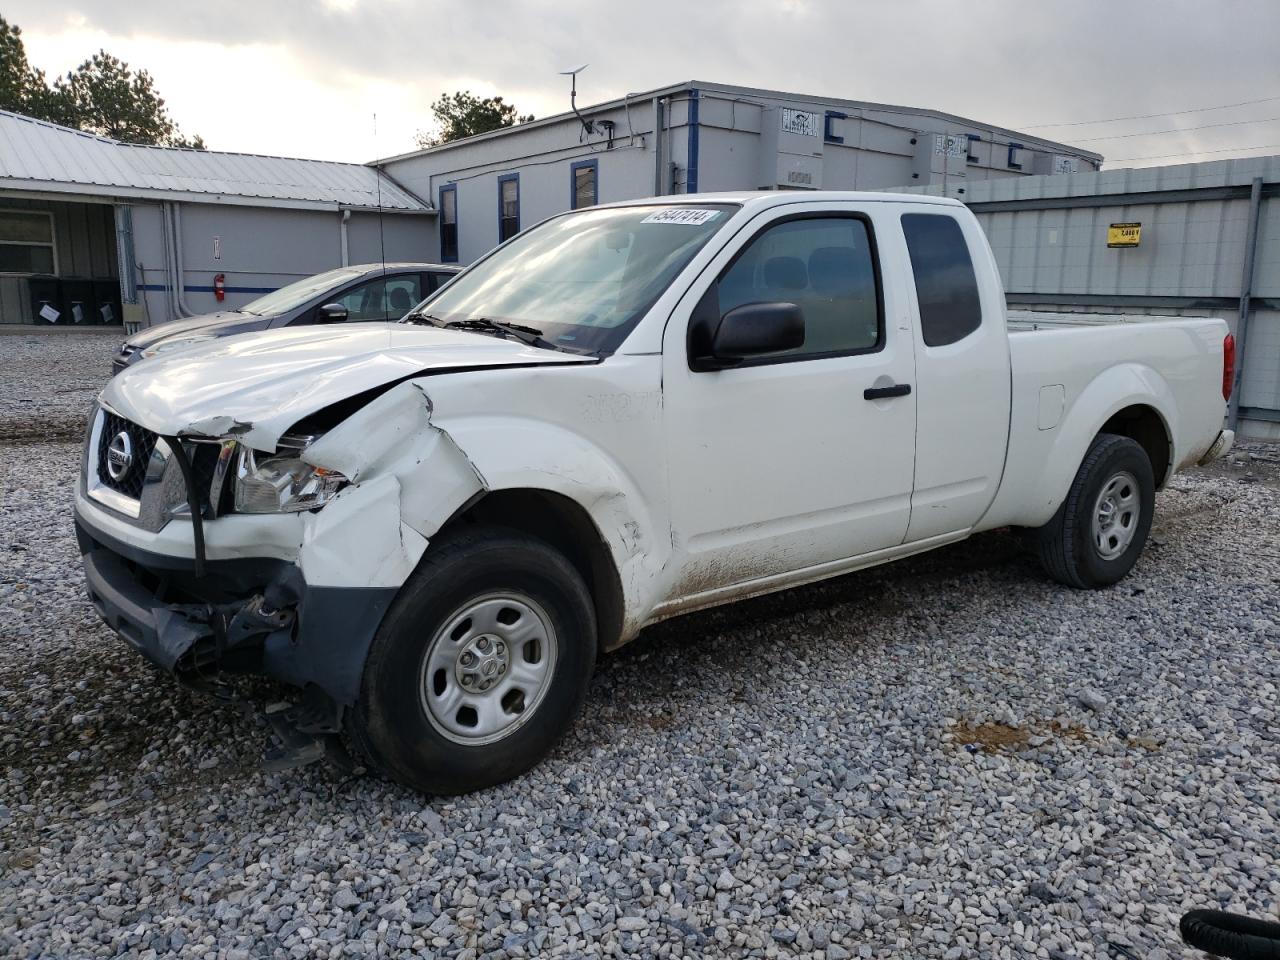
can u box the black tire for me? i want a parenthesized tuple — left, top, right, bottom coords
(1034, 433, 1155, 589)
(347, 527, 597, 795)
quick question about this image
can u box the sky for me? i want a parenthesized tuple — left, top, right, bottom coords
(8, 0, 1280, 169)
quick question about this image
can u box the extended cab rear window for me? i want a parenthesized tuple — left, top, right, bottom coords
(901, 213, 983, 348)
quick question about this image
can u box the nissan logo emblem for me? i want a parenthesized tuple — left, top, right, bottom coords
(106, 430, 134, 481)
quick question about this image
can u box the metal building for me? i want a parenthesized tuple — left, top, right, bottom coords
(0, 109, 435, 327)
(380, 80, 1101, 265)
(894, 156, 1280, 438)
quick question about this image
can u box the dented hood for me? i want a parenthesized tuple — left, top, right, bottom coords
(101, 321, 592, 449)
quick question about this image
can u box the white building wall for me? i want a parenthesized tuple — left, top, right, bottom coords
(133, 202, 434, 322)
(382, 82, 1100, 265)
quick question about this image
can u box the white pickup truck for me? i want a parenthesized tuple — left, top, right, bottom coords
(76, 192, 1235, 794)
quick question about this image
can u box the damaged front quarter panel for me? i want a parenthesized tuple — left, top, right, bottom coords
(300, 380, 489, 544)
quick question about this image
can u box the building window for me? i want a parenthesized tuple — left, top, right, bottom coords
(901, 213, 983, 348)
(0, 210, 56, 274)
(570, 159, 598, 209)
(498, 174, 520, 242)
(439, 184, 458, 262)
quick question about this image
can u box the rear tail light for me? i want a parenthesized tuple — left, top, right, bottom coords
(1223, 333, 1236, 401)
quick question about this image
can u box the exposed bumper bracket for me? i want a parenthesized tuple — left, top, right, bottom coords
(1199, 428, 1235, 465)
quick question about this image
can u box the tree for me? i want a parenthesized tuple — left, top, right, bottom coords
(0, 15, 203, 148)
(415, 91, 533, 148)
(57, 52, 204, 148)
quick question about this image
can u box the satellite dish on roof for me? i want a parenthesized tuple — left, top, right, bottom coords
(560, 65, 594, 135)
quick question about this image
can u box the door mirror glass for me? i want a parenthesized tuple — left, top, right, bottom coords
(316, 302, 349, 323)
(699, 301, 805, 369)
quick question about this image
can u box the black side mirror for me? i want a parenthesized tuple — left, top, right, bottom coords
(691, 300, 805, 370)
(316, 303, 349, 323)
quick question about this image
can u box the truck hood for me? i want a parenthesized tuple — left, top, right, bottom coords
(101, 321, 593, 449)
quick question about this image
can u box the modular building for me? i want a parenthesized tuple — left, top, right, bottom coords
(895, 156, 1280, 438)
(0, 109, 435, 327)
(380, 80, 1101, 265)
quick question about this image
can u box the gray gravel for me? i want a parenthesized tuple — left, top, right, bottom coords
(2, 334, 1278, 959)
(0, 330, 122, 443)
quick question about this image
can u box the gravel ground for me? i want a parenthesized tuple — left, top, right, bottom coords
(0, 330, 122, 443)
(1, 335, 1278, 959)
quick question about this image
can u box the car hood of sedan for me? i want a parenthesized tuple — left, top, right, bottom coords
(123, 310, 265, 351)
(101, 322, 593, 449)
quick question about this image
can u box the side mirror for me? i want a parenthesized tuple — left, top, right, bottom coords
(316, 303, 349, 323)
(693, 301, 805, 370)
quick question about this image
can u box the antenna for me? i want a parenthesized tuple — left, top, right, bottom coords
(373, 112, 387, 313)
(560, 64, 594, 135)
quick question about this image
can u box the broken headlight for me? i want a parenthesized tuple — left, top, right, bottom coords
(233, 436, 348, 513)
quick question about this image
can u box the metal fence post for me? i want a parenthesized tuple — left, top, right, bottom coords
(1228, 176, 1264, 431)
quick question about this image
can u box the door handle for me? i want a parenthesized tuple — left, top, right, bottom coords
(864, 383, 912, 400)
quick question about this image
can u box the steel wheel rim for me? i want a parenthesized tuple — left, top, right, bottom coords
(419, 592, 558, 746)
(1091, 469, 1140, 561)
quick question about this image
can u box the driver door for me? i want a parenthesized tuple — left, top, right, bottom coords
(661, 204, 917, 598)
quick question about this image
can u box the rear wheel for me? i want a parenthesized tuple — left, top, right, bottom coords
(347, 527, 597, 795)
(1035, 433, 1155, 588)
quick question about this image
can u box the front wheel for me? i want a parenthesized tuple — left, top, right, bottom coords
(1034, 433, 1155, 589)
(347, 527, 597, 795)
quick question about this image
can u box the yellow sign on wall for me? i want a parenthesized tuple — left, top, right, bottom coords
(1107, 222, 1142, 247)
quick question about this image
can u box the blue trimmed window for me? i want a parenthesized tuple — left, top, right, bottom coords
(497, 173, 520, 242)
(570, 159, 598, 209)
(439, 184, 458, 262)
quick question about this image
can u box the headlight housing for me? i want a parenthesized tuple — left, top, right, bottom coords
(140, 335, 216, 359)
(233, 435, 348, 513)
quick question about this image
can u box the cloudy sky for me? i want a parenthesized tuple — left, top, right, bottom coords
(8, 0, 1280, 168)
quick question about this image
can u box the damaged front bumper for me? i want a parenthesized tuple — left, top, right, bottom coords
(75, 514, 397, 717)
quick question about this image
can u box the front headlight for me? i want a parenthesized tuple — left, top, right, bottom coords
(140, 335, 216, 359)
(233, 437, 348, 513)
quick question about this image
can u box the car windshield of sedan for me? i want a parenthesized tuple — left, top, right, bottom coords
(240, 266, 369, 317)
(405, 204, 739, 355)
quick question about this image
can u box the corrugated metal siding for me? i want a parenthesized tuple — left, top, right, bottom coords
(0, 110, 428, 213)
(890, 155, 1280, 422)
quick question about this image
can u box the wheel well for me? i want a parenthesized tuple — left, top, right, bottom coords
(434, 489, 625, 651)
(1100, 405, 1171, 487)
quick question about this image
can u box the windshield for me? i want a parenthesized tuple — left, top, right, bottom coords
(240, 266, 369, 316)
(407, 203, 738, 354)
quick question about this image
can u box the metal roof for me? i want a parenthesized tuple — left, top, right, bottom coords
(379, 79, 1102, 165)
(0, 109, 431, 213)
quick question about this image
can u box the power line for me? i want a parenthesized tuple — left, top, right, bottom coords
(1072, 114, 1280, 143)
(1021, 94, 1280, 129)
(1108, 142, 1280, 163)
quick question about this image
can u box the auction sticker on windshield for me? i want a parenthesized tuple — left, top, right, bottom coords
(641, 209, 722, 226)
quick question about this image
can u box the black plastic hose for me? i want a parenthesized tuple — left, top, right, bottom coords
(1181, 910, 1280, 959)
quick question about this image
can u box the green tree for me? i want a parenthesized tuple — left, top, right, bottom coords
(416, 91, 533, 148)
(0, 15, 203, 148)
(56, 52, 204, 148)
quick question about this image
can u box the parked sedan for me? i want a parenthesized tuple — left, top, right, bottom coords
(113, 262, 461, 375)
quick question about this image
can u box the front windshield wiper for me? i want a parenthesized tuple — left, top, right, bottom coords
(402, 310, 444, 326)
(444, 317, 562, 352)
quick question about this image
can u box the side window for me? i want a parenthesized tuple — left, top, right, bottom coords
(570, 159, 597, 209)
(716, 215, 881, 359)
(498, 174, 519, 242)
(439, 184, 458, 262)
(901, 213, 983, 347)
(330, 275, 422, 321)
(384, 275, 422, 318)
